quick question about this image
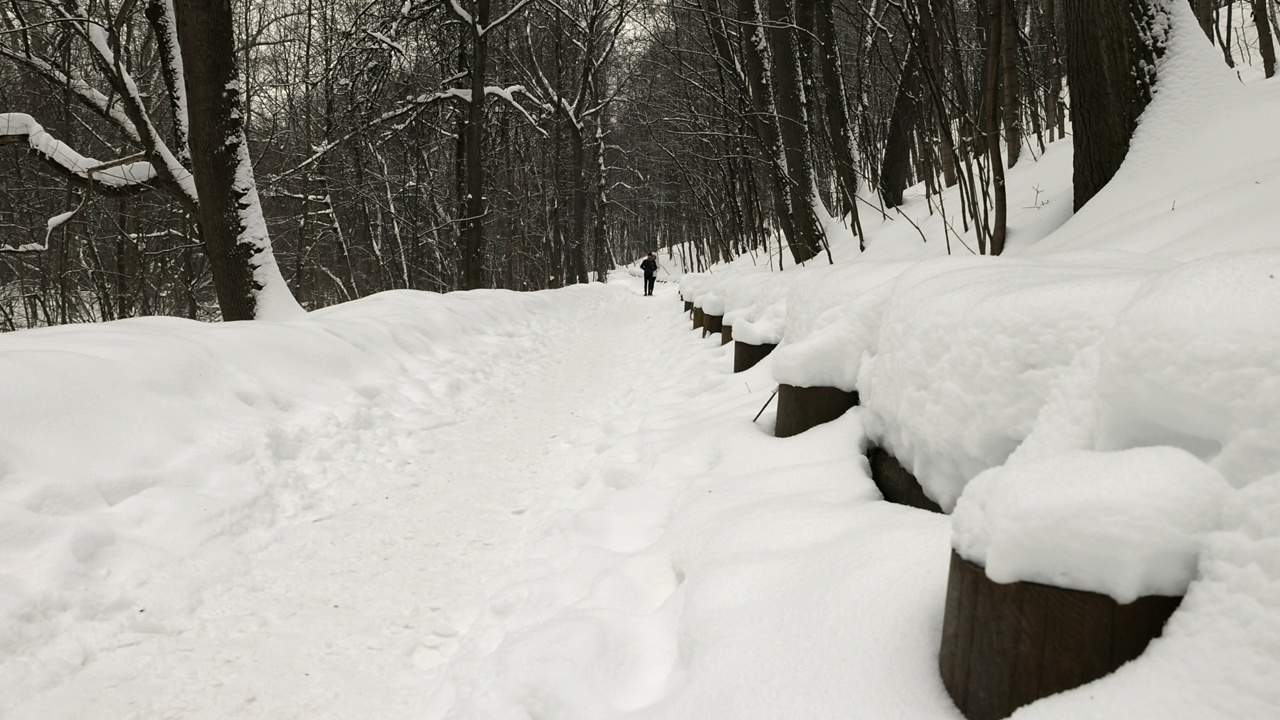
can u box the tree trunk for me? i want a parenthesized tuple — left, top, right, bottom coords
(1192, 0, 1214, 40)
(462, 0, 490, 289)
(1001, 0, 1022, 168)
(1218, 3, 1236, 68)
(1062, 0, 1164, 211)
(593, 117, 609, 282)
(916, 0, 959, 188)
(173, 0, 301, 321)
(812, 0, 864, 246)
(881, 53, 920, 208)
(984, 0, 1008, 254)
(730, 0, 797, 258)
(1253, 0, 1276, 78)
(765, 0, 825, 264)
(1045, 0, 1065, 141)
(569, 124, 589, 285)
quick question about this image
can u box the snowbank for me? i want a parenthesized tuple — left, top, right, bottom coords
(0, 287, 566, 701)
(857, 254, 1165, 511)
(771, 261, 908, 391)
(1095, 250, 1280, 486)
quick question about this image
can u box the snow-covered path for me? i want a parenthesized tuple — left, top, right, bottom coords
(4, 279, 965, 719)
(4, 283, 686, 719)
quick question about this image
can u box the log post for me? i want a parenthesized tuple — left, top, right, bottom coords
(867, 446, 943, 513)
(692, 306, 704, 331)
(734, 341, 777, 372)
(774, 383, 858, 437)
(703, 313, 723, 338)
(721, 324, 733, 346)
(939, 550, 1181, 720)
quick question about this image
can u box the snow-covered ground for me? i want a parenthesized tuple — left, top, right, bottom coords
(0, 281, 957, 718)
(5, 4, 1280, 719)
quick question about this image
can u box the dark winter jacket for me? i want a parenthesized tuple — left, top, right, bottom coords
(641, 258, 657, 276)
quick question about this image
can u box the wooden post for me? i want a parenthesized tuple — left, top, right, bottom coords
(703, 313, 723, 338)
(774, 383, 858, 437)
(721, 324, 733, 346)
(734, 341, 777, 372)
(867, 446, 943, 513)
(684, 300, 694, 313)
(939, 550, 1181, 720)
(692, 307, 704, 330)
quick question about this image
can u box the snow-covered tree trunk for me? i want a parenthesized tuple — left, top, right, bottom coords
(172, 0, 302, 321)
(764, 0, 825, 264)
(1063, 0, 1167, 211)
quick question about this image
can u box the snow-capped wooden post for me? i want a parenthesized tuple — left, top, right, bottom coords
(938, 551, 1180, 720)
(939, 449, 1226, 720)
(774, 384, 858, 437)
(684, 299, 694, 313)
(702, 313, 723, 338)
(733, 341, 776, 372)
(692, 306, 704, 331)
(867, 446, 942, 513)
(721, 324, 733, 346)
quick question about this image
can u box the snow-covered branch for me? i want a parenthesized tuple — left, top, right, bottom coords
(0, 113, 159, 192)
(480, 0, 534, 36)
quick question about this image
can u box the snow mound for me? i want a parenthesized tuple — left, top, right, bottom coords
(770, 261, 908, 391)
(720, 269, 798, 346)
(1095, 250, 1280, 486)
(858, 254, 1162, 511)
(952, 447, 1229, 603)
(0, 287, 563, 701)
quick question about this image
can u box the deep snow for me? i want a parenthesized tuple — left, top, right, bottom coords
(0, 281, 961, 718)
(5, 2, 1280, 718)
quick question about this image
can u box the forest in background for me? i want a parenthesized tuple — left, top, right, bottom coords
(0, 0, 1275, 327)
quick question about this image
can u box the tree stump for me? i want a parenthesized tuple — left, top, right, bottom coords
(939, 550, 1181, 720)
(867, 446, 943, 513)
(734, 341, 776, 373)
(692, 307, 704, 331)
(703, 313, 723, 338)
(774, 383, 858, 438)
(721, 324, 733, 346)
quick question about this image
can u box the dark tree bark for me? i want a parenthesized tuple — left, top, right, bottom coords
(462, 0, 491, 290)
(173, 0, 299, 320)
(880, 54, 920, 208)
(1192, 0, 1214, 40)
(812, 0, 864, 246)
(1063, 0, 1164, 210)
(1001, 0, 1022, 168)
(982, 0, 1008, 255)
(1218, 2, 1236, 68)
(765, 0, 825, 263)
(730, 0, 798, 259)
(1045, 0, 1065, 141)
(569, 124, 590, 284)
(915, 0, 959, 188)
(1252, 0, 1276, 78)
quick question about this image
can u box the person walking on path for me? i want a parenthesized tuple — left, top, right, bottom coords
(641, 253, 658, 296)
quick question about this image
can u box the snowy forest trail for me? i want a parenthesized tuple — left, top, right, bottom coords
(4, 282, 690, 719)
